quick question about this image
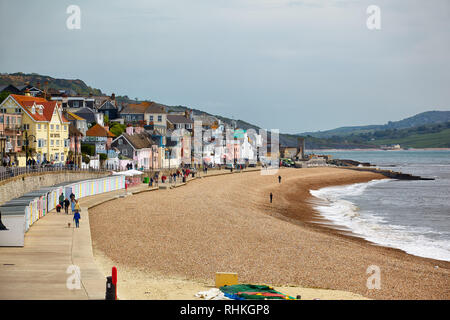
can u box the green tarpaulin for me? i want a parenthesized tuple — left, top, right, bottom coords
(220, 284, 296, 300)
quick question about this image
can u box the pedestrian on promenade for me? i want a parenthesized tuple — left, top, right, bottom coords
(270, 192, 273, 203)
(59, 193, 64, 207)
(278, 176, 282, 183)
(70, 192, 75, 202)
(71, 198, 76, 214)
(73, 211, 81, 228)
(74, 200, 81, 212)
(64, 198, 70, 214)
(149, 177, 154, 187)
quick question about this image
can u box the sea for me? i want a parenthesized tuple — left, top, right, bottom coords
(308, 150, 450, 262)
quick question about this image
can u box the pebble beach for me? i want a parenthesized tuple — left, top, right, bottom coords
(89, 167, 450, 300)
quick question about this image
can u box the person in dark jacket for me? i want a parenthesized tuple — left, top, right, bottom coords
(64, 198, 70, 214)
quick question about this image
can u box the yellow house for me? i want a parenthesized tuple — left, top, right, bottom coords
(4, 94, 70, 164)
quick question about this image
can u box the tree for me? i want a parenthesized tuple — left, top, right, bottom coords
(81, 143, 95, 156)
(0, 91, 12, 104)
(109, 122, 126, 137)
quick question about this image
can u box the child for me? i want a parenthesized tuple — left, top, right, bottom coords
(73, 211, 81, 228)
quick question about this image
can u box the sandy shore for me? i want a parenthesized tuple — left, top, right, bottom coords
(90, 167, 450, 300)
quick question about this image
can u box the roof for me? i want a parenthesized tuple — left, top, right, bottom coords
(65, 111, 86, 121)
(120, 132, 155, 149)
(85, 124, 115, 138)
(121, 101, 167, 114)
(73, 107, 98, 123)
(98, 100, 117, 110)
(10, 95, 69, 123)
(167, 114, 194, 124)
(69, 123, 83, 137)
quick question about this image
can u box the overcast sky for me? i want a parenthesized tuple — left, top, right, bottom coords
(1, 0, 449, 133)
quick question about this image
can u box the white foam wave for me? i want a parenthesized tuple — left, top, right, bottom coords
(310, 179, 450, 261)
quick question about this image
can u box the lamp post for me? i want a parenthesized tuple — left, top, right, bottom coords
(24, 131, 37, 165)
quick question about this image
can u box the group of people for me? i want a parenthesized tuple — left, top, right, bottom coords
(158, 168, 194, 185)
(58, 192, 81, 228)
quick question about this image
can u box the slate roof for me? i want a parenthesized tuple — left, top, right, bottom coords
(121, 132, 155, 149)
(167, 114, 194, 124)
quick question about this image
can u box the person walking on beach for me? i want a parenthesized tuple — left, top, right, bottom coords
(71, 198, 76, 214)
(278, 176, 282, 183)
(64, 198, 70, 214)
(270, 192, 273, 203)
(73, 211, 81, 228)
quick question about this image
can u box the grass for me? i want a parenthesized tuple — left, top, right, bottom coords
(369, 128, 450, 148)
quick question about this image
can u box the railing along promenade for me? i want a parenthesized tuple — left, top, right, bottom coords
(0, 165, 110, 182)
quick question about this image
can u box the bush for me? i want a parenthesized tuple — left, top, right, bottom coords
(81, 144, 95, 156)
(82, 153, 90, 164)
(99, 153, 107, 161)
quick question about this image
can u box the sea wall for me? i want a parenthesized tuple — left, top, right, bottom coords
(0, 171, 109, 206)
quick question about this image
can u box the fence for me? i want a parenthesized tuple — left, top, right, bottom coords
(0, 165, 110, 182)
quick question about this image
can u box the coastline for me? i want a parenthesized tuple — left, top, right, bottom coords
(90, 167, 450, 300)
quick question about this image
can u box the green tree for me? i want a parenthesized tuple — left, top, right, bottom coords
(0, 91, 12, 104)
(109, 122, 126, 137)
(81, 143, 95, 156)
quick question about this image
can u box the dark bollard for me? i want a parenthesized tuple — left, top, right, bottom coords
(105, 276, 115, 300)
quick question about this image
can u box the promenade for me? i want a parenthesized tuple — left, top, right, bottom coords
(0, 167, 260, 300)
(0, 184, 151, 299)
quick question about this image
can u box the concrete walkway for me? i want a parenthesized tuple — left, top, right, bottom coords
(0, 184, 153, 300)
(0, 168, 261, 299)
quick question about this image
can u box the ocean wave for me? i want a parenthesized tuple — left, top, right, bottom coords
(310, 180, 450, 262)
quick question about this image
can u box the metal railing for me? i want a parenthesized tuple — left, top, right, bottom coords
(0, 165, 110, 182)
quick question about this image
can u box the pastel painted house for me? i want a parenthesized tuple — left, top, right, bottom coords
(84, 123, 115, 154)
(111, 127, 159, 170)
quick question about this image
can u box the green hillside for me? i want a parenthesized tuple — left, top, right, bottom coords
(0, 72, 103, 96)
(368, 128, 450, 148)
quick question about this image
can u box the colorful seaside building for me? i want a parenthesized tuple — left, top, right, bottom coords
(0, 94, 70, 164)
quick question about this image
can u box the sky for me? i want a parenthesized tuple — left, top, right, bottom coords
(0, 0, 449, 133)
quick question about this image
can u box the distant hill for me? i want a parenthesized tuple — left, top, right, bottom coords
(0, 72, 103, 96)
(299, 111, 450, 138)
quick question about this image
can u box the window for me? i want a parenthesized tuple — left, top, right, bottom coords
(0, 116, 3, 122)
(56, 125, 59, 130)
(64, 125, 67, 131)
(38, 124, 41, 130)
(55, 153, 59, 161)
(123, 149, 127, 156)
(119, 139, 123, 145)
(56, 140, 60, 146)
(23, 123, 29, 130)
(150, 115, 154, 121)
(64, 139, 69, 148)
(51, 124, 54, 130)
(158, 115, 162, 122)
(61, 153, 64, 162)
(51, 140, 54, 146)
